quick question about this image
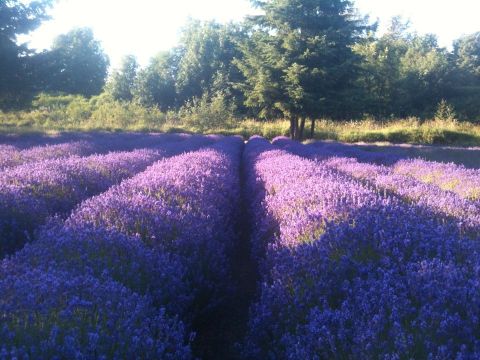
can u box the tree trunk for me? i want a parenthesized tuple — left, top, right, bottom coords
(310, 118, 315, 139)
(297, 117, 306, 141)
(290, 118, 296, 139)
(293, 117, 299, 140)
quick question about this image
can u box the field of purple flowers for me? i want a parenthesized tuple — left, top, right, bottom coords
(1, 133, 480, 359)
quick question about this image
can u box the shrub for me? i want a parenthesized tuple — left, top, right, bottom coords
(435, 99, 457, 122)
(179, 92, 236, 131)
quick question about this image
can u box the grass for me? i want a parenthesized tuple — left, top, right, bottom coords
(1, 100, 480, 147)
(309, 118, 480, 146)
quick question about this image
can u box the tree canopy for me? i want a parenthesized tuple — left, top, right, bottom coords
(46, 28, 109, 97)
(1, 0, 480, 137)
(235, 0, 371, 138)
(107, 55, 139, 102)
(0, 0, 52, 108)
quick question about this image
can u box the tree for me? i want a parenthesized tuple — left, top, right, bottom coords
(175, 20, 244, 106)
(133, 52, 176, 110)
(107, 55, 138, 101)
(234, 30, 286, 120)
(454, 32, 480, 77)
(47, 27, 109, 97)
(236, 0, 370, 139)
(397, 34, 450, 116)
(353, 18, 408, 117)
(450, 32, 480, 119)
(132, 21, 245, 112)
(354, 17, 451, 118)
(0, 0, 52, 108)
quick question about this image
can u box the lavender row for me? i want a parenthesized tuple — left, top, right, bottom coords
(0, 136, 235, 358)
(0, 141, 98, 170)
(0, 132, 196, 171)
(393, 158, 480, 201)
(0, 137, 242, 358)
(1, 224, 194, 358)
(325, 157, 480, 236)
(0, 131, 196, 149)
(306, 139, 480, 202)
(66, 136, 243, 318)
(0, 136, 213, 256)
(275, 138, 480, 237)
(243, 136, 480, 359)
(306, 139, 403, 164)
(0, 265, 192, 358)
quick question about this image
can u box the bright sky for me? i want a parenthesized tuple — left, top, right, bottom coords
(20, 0, 480, 69)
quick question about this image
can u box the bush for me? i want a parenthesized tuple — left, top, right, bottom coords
(0, 269, 192, 359)
(179, 92, 236, 131)
(435, 99, 457, 122)
(32, 93, 87, 111)
(89, 94, 165, 130)
(31, 93, 93, 127)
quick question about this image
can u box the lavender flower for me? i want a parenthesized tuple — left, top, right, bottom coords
(2, 223, 191, 315)
(0, 268, 192, 359)
(66, 137, 243, 318)
(243, 136, 480, 358)
(393, 158, 480, 201)
(0, 134, 214, 257)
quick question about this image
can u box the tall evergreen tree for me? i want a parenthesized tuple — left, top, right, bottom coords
(236, 0, 370, 139)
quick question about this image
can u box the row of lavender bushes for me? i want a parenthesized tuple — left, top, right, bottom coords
(2, 132, 480, 357)
(243, 136, 480, 358)
(0, 134, 214, 256)
(275, 137, 480, 236)
(307, 139, 480, 201)
(0, 136, 243, 358)
(0, 132, 194, 171)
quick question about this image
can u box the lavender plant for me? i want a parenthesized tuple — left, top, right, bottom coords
(0, 135, 214, 256)
(66, 137, 243, 319)
(243, 136, 480, 358)
(0, 269, 192, 359)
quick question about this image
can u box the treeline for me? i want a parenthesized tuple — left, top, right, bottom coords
(1, 0, 480, 139)
(0, 1, 107, 107)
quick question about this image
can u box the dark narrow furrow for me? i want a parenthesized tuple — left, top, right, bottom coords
(191, 144, 259, 359)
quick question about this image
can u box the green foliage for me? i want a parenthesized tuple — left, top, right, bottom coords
(127, 20, 244, 113)
(0, 0, 53, 109)
(179, 92, 236, 131)
(18, 93, 165, 130)
(32, 93, 87, 111)
(354, 18, 451, 118)
(2, 90, 480, 147)
(4, 100, 480, 147)
(454, 32, 480, 77)
(107, 55, 138, 101)
(47, 28, 109, 97)
(235, 0, 371, 139)
(435, 99, 457, 122)
(233, 30, 286, 120)
(88, 94, 165, 130)
(2, 1, 480, 127)
(175, 20, 236, 102)
(133, 52, 176, 110)
(448, 32, 480, 120)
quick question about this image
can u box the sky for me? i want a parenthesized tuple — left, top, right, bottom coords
(20, 0, 480, 69)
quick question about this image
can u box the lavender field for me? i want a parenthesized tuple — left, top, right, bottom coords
(1, 133, 480, 359)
